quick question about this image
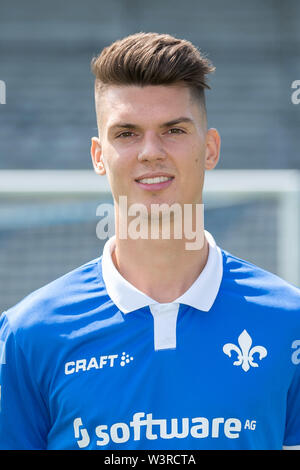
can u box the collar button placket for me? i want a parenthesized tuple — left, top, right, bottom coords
(149, 303, 180, 351)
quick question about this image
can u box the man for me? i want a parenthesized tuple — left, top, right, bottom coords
(0, 32, 300, 450)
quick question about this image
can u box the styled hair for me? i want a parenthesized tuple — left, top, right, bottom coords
(91, 32, 215, 110)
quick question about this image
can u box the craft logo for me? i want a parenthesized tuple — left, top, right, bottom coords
(64, 352, 134, 375)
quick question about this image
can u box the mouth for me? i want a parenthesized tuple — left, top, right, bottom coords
(134, 175, 174, 191)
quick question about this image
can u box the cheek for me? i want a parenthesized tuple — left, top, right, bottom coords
(101, 143, 120, 176)
(181, 147, 205, 192)
(184, 142, 205, 172)
(102, 148, 133, 194)
(193, 143, 206, 170)
(104, 140, 134, 169)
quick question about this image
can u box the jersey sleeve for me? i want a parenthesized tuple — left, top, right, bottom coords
(0, 312, 50, 449)
(283, 358, 300, 449)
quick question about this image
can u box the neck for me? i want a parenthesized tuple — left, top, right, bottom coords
(112, 212, 209, 303)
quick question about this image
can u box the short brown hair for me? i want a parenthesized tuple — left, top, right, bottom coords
(91, 32, 215, 110)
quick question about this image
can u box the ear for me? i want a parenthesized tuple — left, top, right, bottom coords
(204, 128, 221, 170)
(90, 137, 106, 175)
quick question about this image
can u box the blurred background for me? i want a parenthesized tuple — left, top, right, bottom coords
(0, 0, 300, 310)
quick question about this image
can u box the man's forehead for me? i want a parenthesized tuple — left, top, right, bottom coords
(97, 84, 201, 127)
(99, 83, 192, 100)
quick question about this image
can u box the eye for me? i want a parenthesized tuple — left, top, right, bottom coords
(167, 128, 185, 134)
(116, 131, 136, 138)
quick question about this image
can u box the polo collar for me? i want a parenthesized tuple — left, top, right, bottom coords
(101, 230, 223, 313)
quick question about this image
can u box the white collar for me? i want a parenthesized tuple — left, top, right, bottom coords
(101, 230, 223, 313)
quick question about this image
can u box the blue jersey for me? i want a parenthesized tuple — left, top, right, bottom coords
(0, 231, 300, 450)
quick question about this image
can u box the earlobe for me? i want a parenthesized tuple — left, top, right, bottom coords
(90, 137, 106, 175)
(204, 128, 221, 171)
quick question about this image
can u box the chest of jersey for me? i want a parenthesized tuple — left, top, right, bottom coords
(45, 305, 293, 449)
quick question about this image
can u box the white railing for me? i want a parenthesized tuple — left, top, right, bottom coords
(1, 169, 299, 286)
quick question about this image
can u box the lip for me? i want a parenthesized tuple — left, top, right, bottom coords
(134, 174, 174, 192)
(134, 172, 175, 181)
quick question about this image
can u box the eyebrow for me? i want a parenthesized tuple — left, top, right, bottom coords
(162, 117, 194, 127)
(109, 117, 194, 132)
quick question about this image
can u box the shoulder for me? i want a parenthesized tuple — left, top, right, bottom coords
(220, 248, 300, 316)
(2, 256, 110, 338)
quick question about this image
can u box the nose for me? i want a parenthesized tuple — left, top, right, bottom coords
(137, 132, 167, 163)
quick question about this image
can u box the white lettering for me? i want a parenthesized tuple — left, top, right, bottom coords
(127, 203, 149, 240)
(291, 80, 300, 104)
(130, 412, 148, 440)
(211, 417, 225, 438)
(118, 195, 128, 240)
(111, 197, 205, 250)
(145, 414, 160, 440)
(75, 359, 86, 372)
(224, 418, 242, 438)
(150, 203, 183, 241)
(183, 203, 204, 250)
(99, 356, 108, 368)
(148, 455, 160, 464)
(64, 352, 136, 375)
(87, 357, 99, 371)
(76, 413, 250, 447)
(95, 203, 115, 239)
(65, 361, 75, 375)
(108, 354, 118, 367)
(244, 419, 256, 430)
(73, 418, 90, 448)
(110, 422, 130, 443)
(291, 340, 300, 365)
(190, 417, 209, 438)
(160, 418, 189, 439)
(95, 424, 110, 446)
(0, 80, 6, 105)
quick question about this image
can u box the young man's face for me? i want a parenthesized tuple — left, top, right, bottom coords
(91, 84, 220, 212)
